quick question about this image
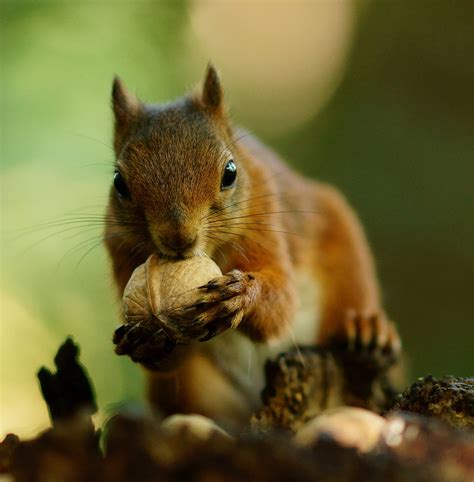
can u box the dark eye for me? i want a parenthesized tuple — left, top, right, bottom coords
(113, 171, 130, 198)
(221, 160, 237, 189)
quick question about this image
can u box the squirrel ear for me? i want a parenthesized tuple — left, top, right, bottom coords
(201, 63, 224, 115)
(112, 76, 140, 152)
(112, 76, 139, 123)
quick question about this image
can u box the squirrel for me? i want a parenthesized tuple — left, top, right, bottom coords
(105, 64, 401, 432)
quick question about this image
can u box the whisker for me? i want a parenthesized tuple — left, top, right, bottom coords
(63, 224, 117, 241)
(208, 224, 307, 239)
(75, 238, 108, 270)
(54, 235, 105, 273)
(204, 236, 230, 266)
(202, 191, 292, 222)
(54, 229, 143, 270)
(79, 161, 115, 169)
(204, 231, 252, 265)
(205, 198, 319, 224)
(203, 232, 226, 251)
(18, 224, 105, 255)
(209, 210, 320, 224)
(224, 132, 252, 155)
(75, 227, 144, 269)
(205, 220, 281, 229)
(283, 318, 306, 368)
(10, 216, 144, 239)
(115, 238, 149, 277)
(254, 167, 289, 188)
(210, 228, 274, 256)
(72, 132, 114, 151)
(64, 204, 110, 214)
(247, 346, 252, 384)
(229, 240, 250, 264)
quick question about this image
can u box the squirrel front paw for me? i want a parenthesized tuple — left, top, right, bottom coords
(113, 270, 256, 369)
(113, 321, 177, 370)
(158, 270, 255, 343)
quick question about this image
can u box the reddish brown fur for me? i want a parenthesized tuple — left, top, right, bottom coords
(105, 65, 400, 429)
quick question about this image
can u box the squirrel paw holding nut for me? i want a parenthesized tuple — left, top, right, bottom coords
(159, 270, 255, 343)
(113, 255, 254, 369)
(113, 321, 174, 371)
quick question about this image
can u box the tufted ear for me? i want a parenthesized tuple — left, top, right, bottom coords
(111, 76, 140, 153)
(201, 63, 225, 115)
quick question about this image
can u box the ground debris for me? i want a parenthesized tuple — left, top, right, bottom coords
(1, 338, 473, 482)
(252, 345, 397, 433)
(391, 375, 474, 429)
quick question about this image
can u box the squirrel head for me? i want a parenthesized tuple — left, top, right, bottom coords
(108, 64, 245, 260)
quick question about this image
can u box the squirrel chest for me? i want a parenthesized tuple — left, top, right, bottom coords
(200, 269, 322, 410)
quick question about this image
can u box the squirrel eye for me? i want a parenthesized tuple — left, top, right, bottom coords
(221, 160, 237, 190)
(113, 171, 130, 198)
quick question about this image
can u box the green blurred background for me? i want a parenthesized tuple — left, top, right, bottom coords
(1, 1, 472, 437)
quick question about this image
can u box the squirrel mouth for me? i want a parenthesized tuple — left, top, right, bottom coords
(155, 242, 198, 261)
(157, 250, 194, 261)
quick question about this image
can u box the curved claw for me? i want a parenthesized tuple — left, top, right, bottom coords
(113, 324, 129, 345)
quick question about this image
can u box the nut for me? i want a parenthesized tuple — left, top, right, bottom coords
(122, 254, 222, 324)
(293, 407, 386, 453)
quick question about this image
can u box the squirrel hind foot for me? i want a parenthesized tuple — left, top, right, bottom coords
(332, 311, 402, 360)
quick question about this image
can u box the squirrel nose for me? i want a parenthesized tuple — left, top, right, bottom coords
(160, 232, 197, 252)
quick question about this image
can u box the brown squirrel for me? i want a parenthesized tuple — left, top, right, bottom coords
(106, 64, 401, 431)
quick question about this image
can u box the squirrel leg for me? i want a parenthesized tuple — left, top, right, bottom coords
(312, 184, 401, 355)
(156, 270, 259, 343)
(155, 260, 297, 344)
(236, 265, 298, 342)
